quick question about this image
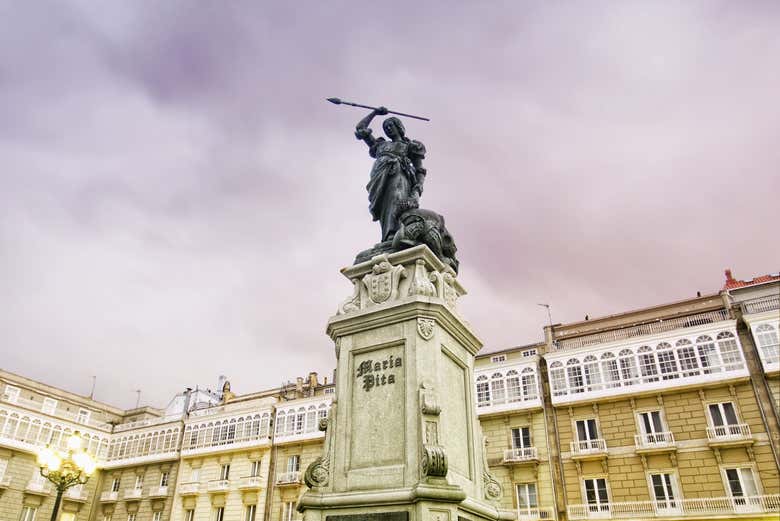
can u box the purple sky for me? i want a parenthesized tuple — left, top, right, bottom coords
(2, 1, 778, 409)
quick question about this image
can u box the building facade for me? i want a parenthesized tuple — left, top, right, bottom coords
(1, 272, 778, 521)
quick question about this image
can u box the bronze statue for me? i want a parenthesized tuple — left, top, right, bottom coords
(355, 107, 427, 242)
(327, 98, 459, 272)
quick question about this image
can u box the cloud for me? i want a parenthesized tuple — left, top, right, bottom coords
(1, 1, 778, 408)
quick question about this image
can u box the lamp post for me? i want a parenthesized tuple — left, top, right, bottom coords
(37, 431, 97, 521)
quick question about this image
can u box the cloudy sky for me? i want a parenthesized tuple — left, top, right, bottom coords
(2, 1, 778, 409)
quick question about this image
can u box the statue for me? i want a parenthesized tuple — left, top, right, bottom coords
(327, 98, 460, 272)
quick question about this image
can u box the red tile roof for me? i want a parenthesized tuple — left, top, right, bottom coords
(722, 268, 780, 290)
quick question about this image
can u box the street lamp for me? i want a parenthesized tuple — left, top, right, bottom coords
(37, 431, 97, 521)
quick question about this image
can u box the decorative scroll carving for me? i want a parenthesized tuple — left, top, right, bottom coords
(409, 259, 436, 297)
(420, 379, 440, 415)
(480, 435, 502, 501)
(363, 258, 406, 305)
(304, 404, 336, 489)
(429, 269, 458, 308)
(417, 318, 436, 341)
(421, 445, 448, 478)
(337, 279, 361, 315)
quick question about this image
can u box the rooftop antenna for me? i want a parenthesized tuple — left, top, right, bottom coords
(134, 389, 142, 409)
(537, 303, 557, 349)
(88, 376, 96, 399)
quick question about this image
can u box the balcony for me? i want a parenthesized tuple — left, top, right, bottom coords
(178, 482, 200, 496)
(570, 439, 608, 460)
(276, 471, 301, 486)
(207, 479, 230, 493)
(65, 487, 88, 502)
(100, 491, 119, 502)
(741, 295, 779, 315)
(148, 485, 169, 498)
(517, 508, 553, 520)
(238, 476, 264, 490)
(567, 494, 780, 519)
(25, 479, 51, 495)
(503, 447, 539, 465)
(706, 424, 753, 447)
(634, 432, 676, 454)
(123, 488, 143, 500)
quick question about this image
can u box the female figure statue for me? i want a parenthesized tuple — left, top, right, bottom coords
(355, 107, 427, 242)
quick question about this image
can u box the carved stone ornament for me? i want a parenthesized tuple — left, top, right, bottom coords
(429, 270, 458, 308)
(362, 258, 406, 305)
(304, 455, 330, 488)
(338, 279, 361, 315)
(417, 317, 436, 341)
(408, 259, 436, 297)
(421, 444, 448, 478)
(480, 435, 502, 501)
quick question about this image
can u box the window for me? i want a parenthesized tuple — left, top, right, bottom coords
(491, 354, 507, 363)
(725, 468, 759, 503)
(696, 335, 721, 373)
(214, 507, 225, 521)
(245, 504, 257, 521)
(41, 398, 57, 415)
(650, 473, 678, 510)
(127, 515, 137, 521)
(717, 332, 743, 371)
(522, 349, 537, 357)
(637, 346, 659, 383)
(287, 455, 300, 473)
(505, 370, 521, 402)
(618, 349, 639, 384)
(77, 409, 90, 425)
(185, 510, 195, 521)
(511, 427, 531, 449)
(584, 478, 609, 514)
(516, 483, 538, 515)
(567, 359, 584, 393)
(656, 343, 679, 380)
(250, 460, 261, 477)
(20, 507, 37, 521)
(521, 368, 538, 400)
(220, 464, 230, 481)
(0, 458, 7, 479)
(134, 475, 143, 490)
(111, 477, 121, 492)
(583, 356, 601, 392)
(676, 340, 700, 377)
(159, 472, 169, 487)
(152, 513, 162, 521)
(550, 362, 566, 396)
(190, 468, 200, 482)
(755, 323, 780, 364)
(708, 402, 740, 435)
(638, 411, 666, 443)
(575, 419, 600, 450)
(324, 387, 335, 394)
(490, 373, 506, 404)
(476, 375, 490, 405)
(282, 502, 295, 521)
(103, 516, 113, 521)
(600, 353, 620, 388)
(306, 406, 317, 433)
(3, 385, 20, 403)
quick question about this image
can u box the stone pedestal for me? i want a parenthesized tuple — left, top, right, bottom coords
(298, 245, 514, 521)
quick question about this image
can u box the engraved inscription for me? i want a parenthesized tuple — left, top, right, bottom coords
(356, 355, 403, 391)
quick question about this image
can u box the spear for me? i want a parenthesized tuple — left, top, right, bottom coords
(326, 97, 430, 122)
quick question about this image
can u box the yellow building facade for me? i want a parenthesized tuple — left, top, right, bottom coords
(0, 274, 777, 521)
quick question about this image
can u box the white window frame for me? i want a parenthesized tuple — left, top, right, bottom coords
(20, 507, 38, 521)
(707, 401, 741, 436)
(3, 385, 20, 403)
(250, 460, 261, 477)
(152, 513, 162, 521)
(220, 464, 230, 481)
(77, 408, 91, 425)
(134, 474, 143, 490)
(184, 510, 195, 521)
(721, 465, 763, 511)
(111, 477, 121, 492)
(636, 409, 668, 442)
(511, 426, 532, 449)
(41, 398, 57, 415)
(245, 504, 257, 521)
(522, 348, 537, 357)
(214, 507, 225, 521)
(127, 515, 136, 521)
(491, 354, 507, 363)
(753, 322, 780, 365)
(646, 471, 681, 512)
(282, 501, 295, 521)
(159, 471, 169, 487)
(582, 477, 611, 514)
(287, 455, 300, 473)
(574, 418, 601, 450)
(515, 482, 538, 515)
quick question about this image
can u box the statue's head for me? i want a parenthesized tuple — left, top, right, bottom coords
(382, 117, 405, 139)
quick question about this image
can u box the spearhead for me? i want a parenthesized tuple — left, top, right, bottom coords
(326, 97, 342, 105)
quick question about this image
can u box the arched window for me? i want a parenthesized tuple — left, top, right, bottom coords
(506, 370, 522, 402)
(567, 359, 584, 393)
(695, 335, 720, 374)
(755, 324, 779, 364)
(306, 406, 317, 433)
(261, 413, 270, 436)
(275, 413, 286, 435)
(490, 373, 506, 405)
(521, 368, 538, 400)
(676, 339, 699, 377)
(716, 331, 743, 371)
(317, 404, 328, 422)
(637, 346, 659, 383)
(656, 342, 679, 380)
(476, 375, 490, 406)
(582, 355, 601, 391)
(601, 353, 620, 388)
(618, 349, 639, 385)
(550, 362, 567, 396)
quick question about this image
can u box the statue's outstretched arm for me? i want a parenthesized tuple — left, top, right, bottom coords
(354, 107, 388, 148)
